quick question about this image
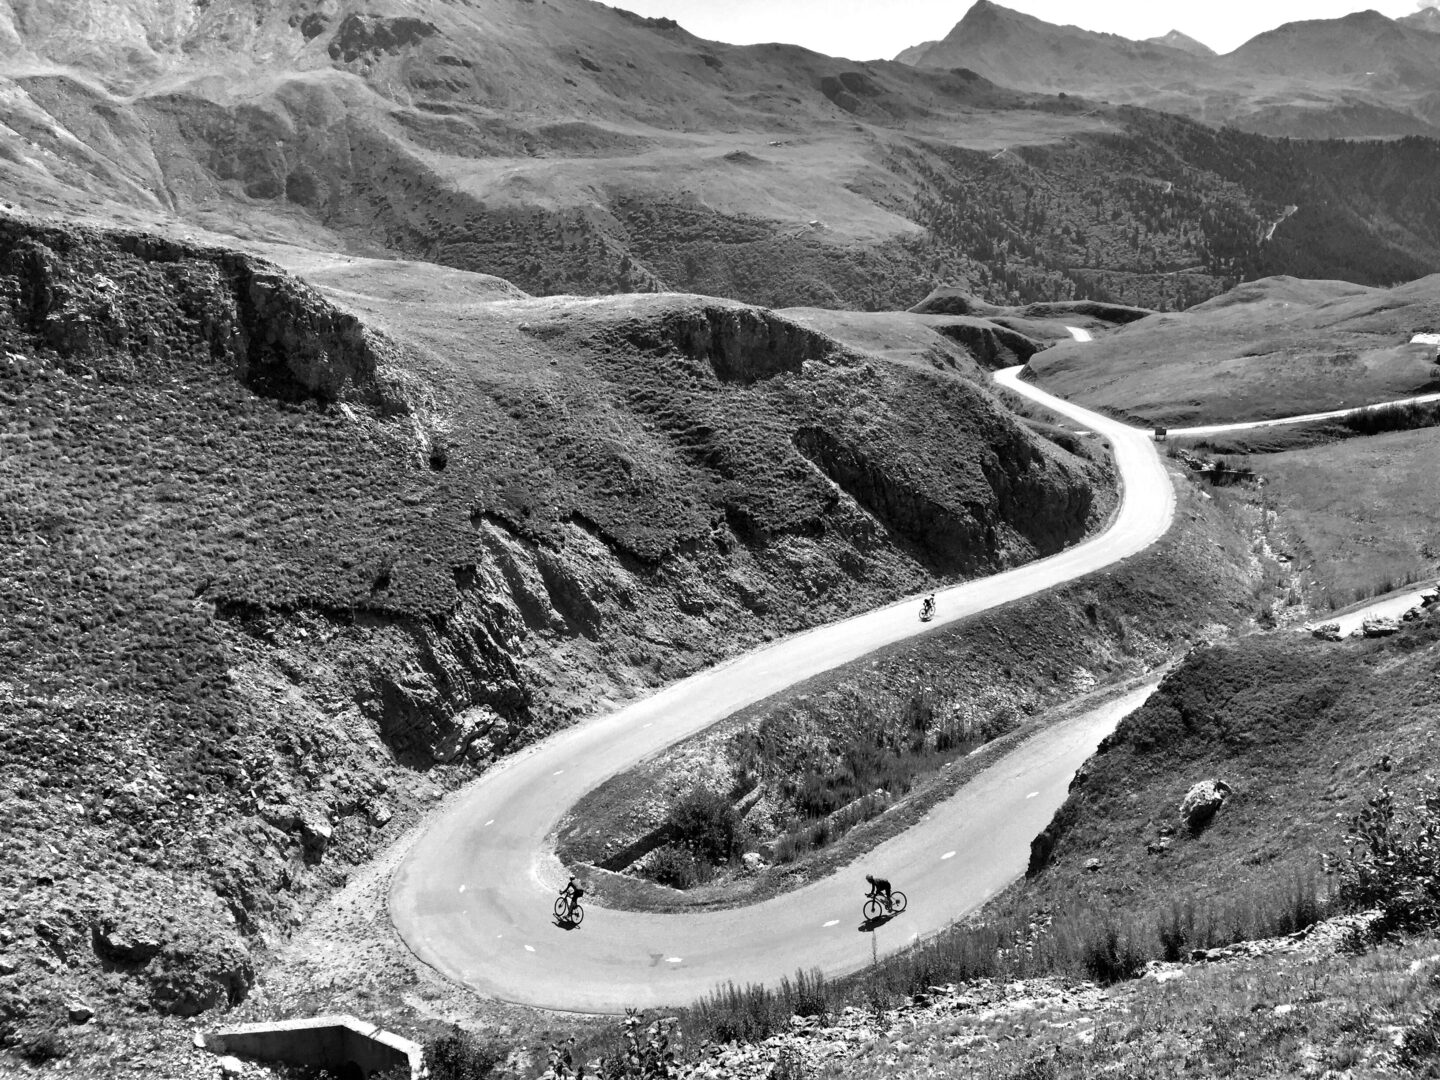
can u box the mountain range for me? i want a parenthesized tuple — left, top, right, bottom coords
(2, 0, 1440, 317)
(898, 0, 1440, 139)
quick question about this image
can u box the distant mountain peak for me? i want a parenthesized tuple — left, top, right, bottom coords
(1144, 29, 1216, 57)
(1400, 5, 1440, 33)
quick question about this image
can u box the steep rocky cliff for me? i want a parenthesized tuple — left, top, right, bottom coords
(0, 215, 1108, 1050)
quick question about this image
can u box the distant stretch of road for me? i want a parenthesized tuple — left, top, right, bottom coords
(389, 366, 1174, 1011)
(1168, 391, 1440, 438)
(388, 360, 1437, 1013)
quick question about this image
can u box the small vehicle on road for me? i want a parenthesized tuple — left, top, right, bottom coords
(863, 890, 907, 921)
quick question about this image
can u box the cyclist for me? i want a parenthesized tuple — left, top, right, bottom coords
(560, 876, 585, 919)
(865, 873, 894, 912)
(920, 594, 936, 620)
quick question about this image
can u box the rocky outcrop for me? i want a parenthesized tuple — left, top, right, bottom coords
(0, 214, 409, 413)
(327, 14, 439, 64)
(1310, 622, 1344, 641)
(1180, 779, 1231, 832)
(794, 425, 992, 572)
(1362, 616, 1401, 637)
(611, 303, 845, 383)
(932, 319, 1045, 368)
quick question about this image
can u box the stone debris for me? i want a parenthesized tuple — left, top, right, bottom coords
(1361, 616, 1400, 638)
(674, 977, 1113, 1080)
(1310, 622, 1343, 641)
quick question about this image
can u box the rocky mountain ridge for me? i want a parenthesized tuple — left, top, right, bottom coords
(2, 0, 1440, 313)
(899, 0, 1440, 139)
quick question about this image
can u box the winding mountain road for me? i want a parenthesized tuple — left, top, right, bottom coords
(389, 365, 1175, 1011)
(388, 359, 1438, 1012)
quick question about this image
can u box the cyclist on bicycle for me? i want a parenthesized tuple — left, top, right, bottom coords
(865, 873, 894, 912)
(561, 876, 585, 918)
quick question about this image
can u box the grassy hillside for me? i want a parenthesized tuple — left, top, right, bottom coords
(1028, 274, 1440, 426)
(1211, 426, 1440, 609)
(1027, 609, 1440, 921)
(0, 212, 1110, 1053)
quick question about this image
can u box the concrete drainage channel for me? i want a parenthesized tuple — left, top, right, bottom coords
(197, 1015, 423, 1079)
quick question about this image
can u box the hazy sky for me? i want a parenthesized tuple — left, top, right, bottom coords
(611, 0, 1436, 61)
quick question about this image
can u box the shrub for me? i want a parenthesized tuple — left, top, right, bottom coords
(597, 1010, 676, 1079)
(1333, 779, 1440, 933)
(1074, 919, 1147, 985)
(647, 844, 701, 889)
(426, 1027, 507, 1079)
(19, 1028, 68, 1062)
(667, 788, 745, 866)
(1396, 1004, 1440, 1078)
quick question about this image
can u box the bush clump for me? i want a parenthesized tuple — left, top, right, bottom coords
(667, 788, 746, 867)
(1333, 778, 1440, 934)
(425, 1027, 508, 1080)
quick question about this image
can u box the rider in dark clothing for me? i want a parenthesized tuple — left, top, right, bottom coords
(562, 876, 585, 914)
(865, 873, 893, 909)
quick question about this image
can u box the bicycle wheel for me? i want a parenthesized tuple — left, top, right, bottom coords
(553, 896, 570, 921)
(863, 898, 884, 922)
(570, 903, 584, 926)
(890, 891, 907, 914)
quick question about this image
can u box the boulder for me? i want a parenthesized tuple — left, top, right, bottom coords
(1180, 779, 1231, 832)
(1421, 590, 1438, 608)
(67, 1001, 93, 1024)
(299, 813, 333, 861)
(1310, 622, 1343, 641)
(1361, 616, 1400, 638)
(219, 1056, 246, 1076)
(95, 924, 163, 965)
(741, 852, 768, 875)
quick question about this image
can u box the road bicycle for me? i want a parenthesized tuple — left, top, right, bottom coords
(863, 890, 907, 921)
(553, 894, 584, 926)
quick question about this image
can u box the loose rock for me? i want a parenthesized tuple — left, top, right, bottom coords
(1180, 779, 1231, 832)
(1362, 616, 1400, 638)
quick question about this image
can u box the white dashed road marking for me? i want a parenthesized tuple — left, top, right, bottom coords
(941, 851, 956, 860)
(525, 945, 535, 953)
(1026, 791, 1039, 799)
(666, 957, 683, 964)
(483, 819, 494, 827)
(823, 919, 840, 928)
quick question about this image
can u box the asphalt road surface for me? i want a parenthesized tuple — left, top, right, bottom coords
(1168, 391, 1440, 438)
(389, 366, 1175, 1011)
